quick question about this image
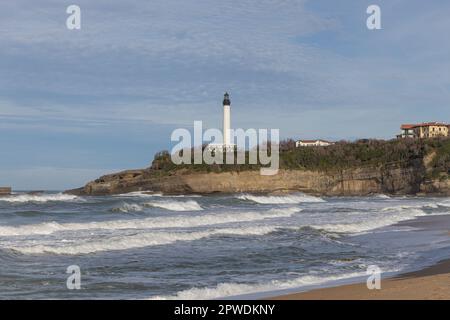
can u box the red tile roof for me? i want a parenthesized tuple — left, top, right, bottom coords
(418, 122, 447, 127)
(401, 122, 448, 129)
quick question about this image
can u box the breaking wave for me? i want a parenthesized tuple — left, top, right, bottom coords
(115, 191, 201, 198)
(111, 203, 143, 213)
(312, 207, 427, 234)
(8, 226, 278, 255)
(381, 203, 439, 211)
(374, 194, 391, 199)
(237, 193, 325, 204)
(150, 270, 369, 300)
(437, 199, 450, 208)
(114, 191, 162, 198)
(0, 207, 301, 237)
(144, 200, 203, 211)
(0, 193, 80, 203)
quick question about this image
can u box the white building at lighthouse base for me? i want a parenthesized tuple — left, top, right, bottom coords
(206, 143, 236, 153)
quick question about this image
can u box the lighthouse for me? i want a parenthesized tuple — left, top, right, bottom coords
(223, 92, 231, 146)
(206, 93, 236, 153)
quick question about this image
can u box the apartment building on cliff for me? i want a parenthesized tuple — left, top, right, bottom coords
(397, 122, 449, 139)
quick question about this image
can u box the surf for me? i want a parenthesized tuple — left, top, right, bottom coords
(7, 226, 278, 255)
(237, 193, 325, 204)
(110, 199, 204, 212)
(144, 200, 203, 211)
(0, 193, 80, 203)
(149, 270, 378, 300)
(0, 207, 301, 237)
(311, 207, 428, 234)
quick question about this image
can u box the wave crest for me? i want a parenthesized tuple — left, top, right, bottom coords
(144, 200, 203, 211)
(0, 193, 80, 203)
(312, 207, 427, 234)
(110, 203, 143, 213)
(237, 193, 325, 204)
(150, 270, 369, 300)
(8, 226, 278, 255)
(0, 207, 301, 237)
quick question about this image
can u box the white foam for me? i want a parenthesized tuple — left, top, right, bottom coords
(151, 194, 203, 198)
(0, 207, 301, 237)
(8, 226, 277, 255)
(150, 270, 368, 300)
(381, 203, 441, 211)
(374, 194, 391, 199)
(115, 191, 201, 198)
(437, 199, 450, 208)
(114, 191, 162, 198)
(238, 193, 325, 204)
(144, 200, 203, 211)
(313, 207, 427, 234)
(0, 193, 80, 203)
(111, 203, 143, 213)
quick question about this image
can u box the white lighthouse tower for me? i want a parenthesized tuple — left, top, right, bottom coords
(223, 92, 231, 146)
(220, 92, 236, 152)
(206, 93, 236, 153)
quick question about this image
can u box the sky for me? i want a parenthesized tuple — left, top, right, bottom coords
(0, 0, 449, 190)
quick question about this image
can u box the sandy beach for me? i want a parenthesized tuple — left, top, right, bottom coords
(271, 259, 450, 300)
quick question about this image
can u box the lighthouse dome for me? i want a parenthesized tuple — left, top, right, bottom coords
(223, 92, 230, 106)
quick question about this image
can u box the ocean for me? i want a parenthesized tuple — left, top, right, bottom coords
(1, 191, 450, 299)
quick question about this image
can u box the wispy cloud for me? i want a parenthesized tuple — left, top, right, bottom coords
(0, 0, 449, 188)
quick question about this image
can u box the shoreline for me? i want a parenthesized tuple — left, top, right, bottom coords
(269, 214, 450, 300)
(224, 213, 450, 300)
(270, 259, 450, 300)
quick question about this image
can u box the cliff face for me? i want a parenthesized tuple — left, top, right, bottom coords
(66, 158, 450, 196)
(0, 187, 12, 196)
(66, 138, 450, 196)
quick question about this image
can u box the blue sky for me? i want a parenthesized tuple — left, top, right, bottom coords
(1, 0, 449, 190)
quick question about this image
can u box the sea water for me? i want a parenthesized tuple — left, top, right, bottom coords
(1, 191, 450, 299)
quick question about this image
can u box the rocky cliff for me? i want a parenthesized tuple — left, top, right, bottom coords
(65, 159, 449, 196)
(66, 139, 450, 196)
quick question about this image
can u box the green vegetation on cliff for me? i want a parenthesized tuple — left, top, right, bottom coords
(150, 138, 450, 176)
(280, 138, 450, 173)
(428, 138, 450, 180)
